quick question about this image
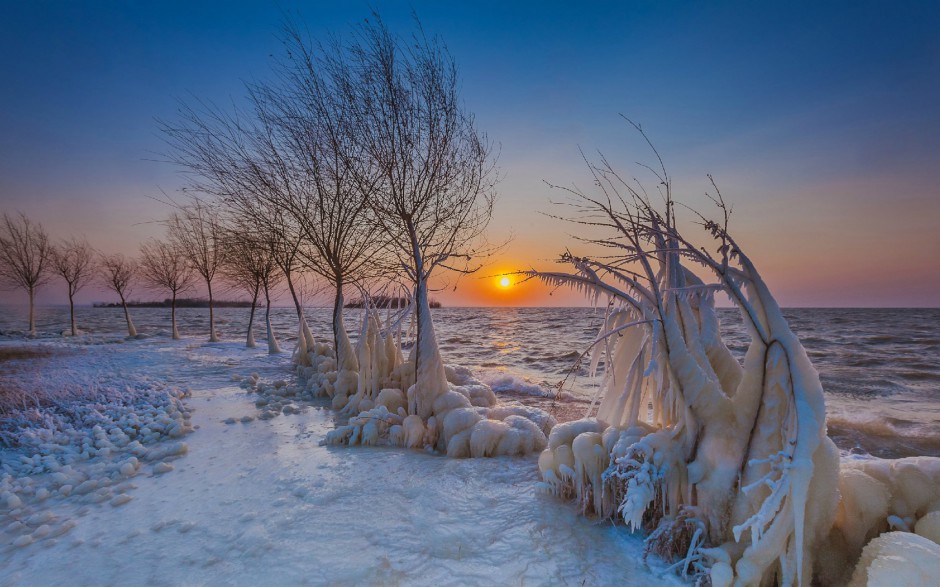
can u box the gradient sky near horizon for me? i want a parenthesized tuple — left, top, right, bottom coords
(1, 0, 938, 308)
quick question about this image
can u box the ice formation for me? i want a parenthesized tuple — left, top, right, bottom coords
(847, 531, 940, 586)
(527, 162, 940, 584)
(295, 298, 554, 458)
(0, 349, 193, 550)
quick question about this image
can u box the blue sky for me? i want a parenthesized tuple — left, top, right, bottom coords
(1, 1, 938, 306)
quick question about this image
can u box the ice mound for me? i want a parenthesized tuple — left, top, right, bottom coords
(323, 382, 554, 458)
(292, 305, 555, 458)
(481, 373, 553, 397)
(240, 370, 311, 420)
(848, 531, 940, 586)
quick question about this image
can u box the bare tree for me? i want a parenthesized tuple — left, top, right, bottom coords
(0, 212, 52, 336)
(259, 27, 389, 374)
(222, 233, 263, 348)
(139, 239, 196, 340)
(50, 237, 97, 337)
(221, 196, 317, 358)
(167, 200, 227, 342)
(100, 253, 139, 337)
(221, 226, 285, 352)
(343, 17, 498, 418)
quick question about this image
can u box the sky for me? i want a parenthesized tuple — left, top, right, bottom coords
(1, 0, 938, 308)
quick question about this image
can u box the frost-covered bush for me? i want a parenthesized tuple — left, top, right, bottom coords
(0, 371, 192, 474)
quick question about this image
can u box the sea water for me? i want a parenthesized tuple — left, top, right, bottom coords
(2, 305, 937, 458)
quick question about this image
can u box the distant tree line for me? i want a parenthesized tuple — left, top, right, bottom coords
(93, 298, 253, 309)
(344, 296, 441, 309)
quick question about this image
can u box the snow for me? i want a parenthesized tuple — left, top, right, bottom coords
(0, 336, 674, 586)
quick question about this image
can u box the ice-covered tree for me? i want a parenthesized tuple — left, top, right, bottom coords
(139, 239, 196, 340)
(167, 200, 227, 342)
(50, 237, 97, 337)
(528, 123, 940, 585)
(99, 253, 138, 337)
(343, 16, 497, 420)
(0, 212, 51, 336)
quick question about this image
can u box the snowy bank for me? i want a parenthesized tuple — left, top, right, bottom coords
(1, 336, 677, 586)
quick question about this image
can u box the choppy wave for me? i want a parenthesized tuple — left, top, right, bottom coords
(481, 373, 553, 397)
(827, 415, 940, 459)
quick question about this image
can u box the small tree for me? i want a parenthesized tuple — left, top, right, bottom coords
(100, 253, 139, 337)
(223, 225, 288, 351)
(139, 239, 196, 340)
(50, 237, 97, 337)
(222, 234, 263, 348)
(0, 212, 52, 336)
(168, 200, 227, 342)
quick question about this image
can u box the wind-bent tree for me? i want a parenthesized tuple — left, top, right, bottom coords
(168, 201, 227, 342)
(50, 237, 97, 337)
(227, 201, 318, 360)
(0, 212, 52, 336)
(139, 239, 196, 340)
(159, 26, 387, 381)
(99, 253, 139, 337)
(215, 187, 316, 357)
(264, 208, 316, 358)
(343, 17, 498, 419)
(222, 228, 282, 353)
(261, 27, 389, 391)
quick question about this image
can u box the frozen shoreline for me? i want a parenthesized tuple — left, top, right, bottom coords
(0, 337, 675, 586)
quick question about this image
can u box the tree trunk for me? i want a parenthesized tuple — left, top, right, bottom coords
(265, 283, 280, 354)
(333, 278, 357, 372)
(120, 293, 137, 337)
(28, 287, 36, 337)
(246, 285, 258, 348)
(171, 291, 180, 340)
(286, 273, 315, 350)
(406, 218, 447, 419)
(413, 275, 448, 419)
(68, 288, 77, 337)
(207, 279, 219, 342)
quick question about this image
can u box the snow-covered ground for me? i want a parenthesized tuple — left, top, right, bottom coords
(1, 336, 674, 586)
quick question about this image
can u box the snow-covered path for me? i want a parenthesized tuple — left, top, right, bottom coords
(2, 339, 670, 586)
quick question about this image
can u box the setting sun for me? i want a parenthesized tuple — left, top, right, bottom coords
(498, 276, 511, 288)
